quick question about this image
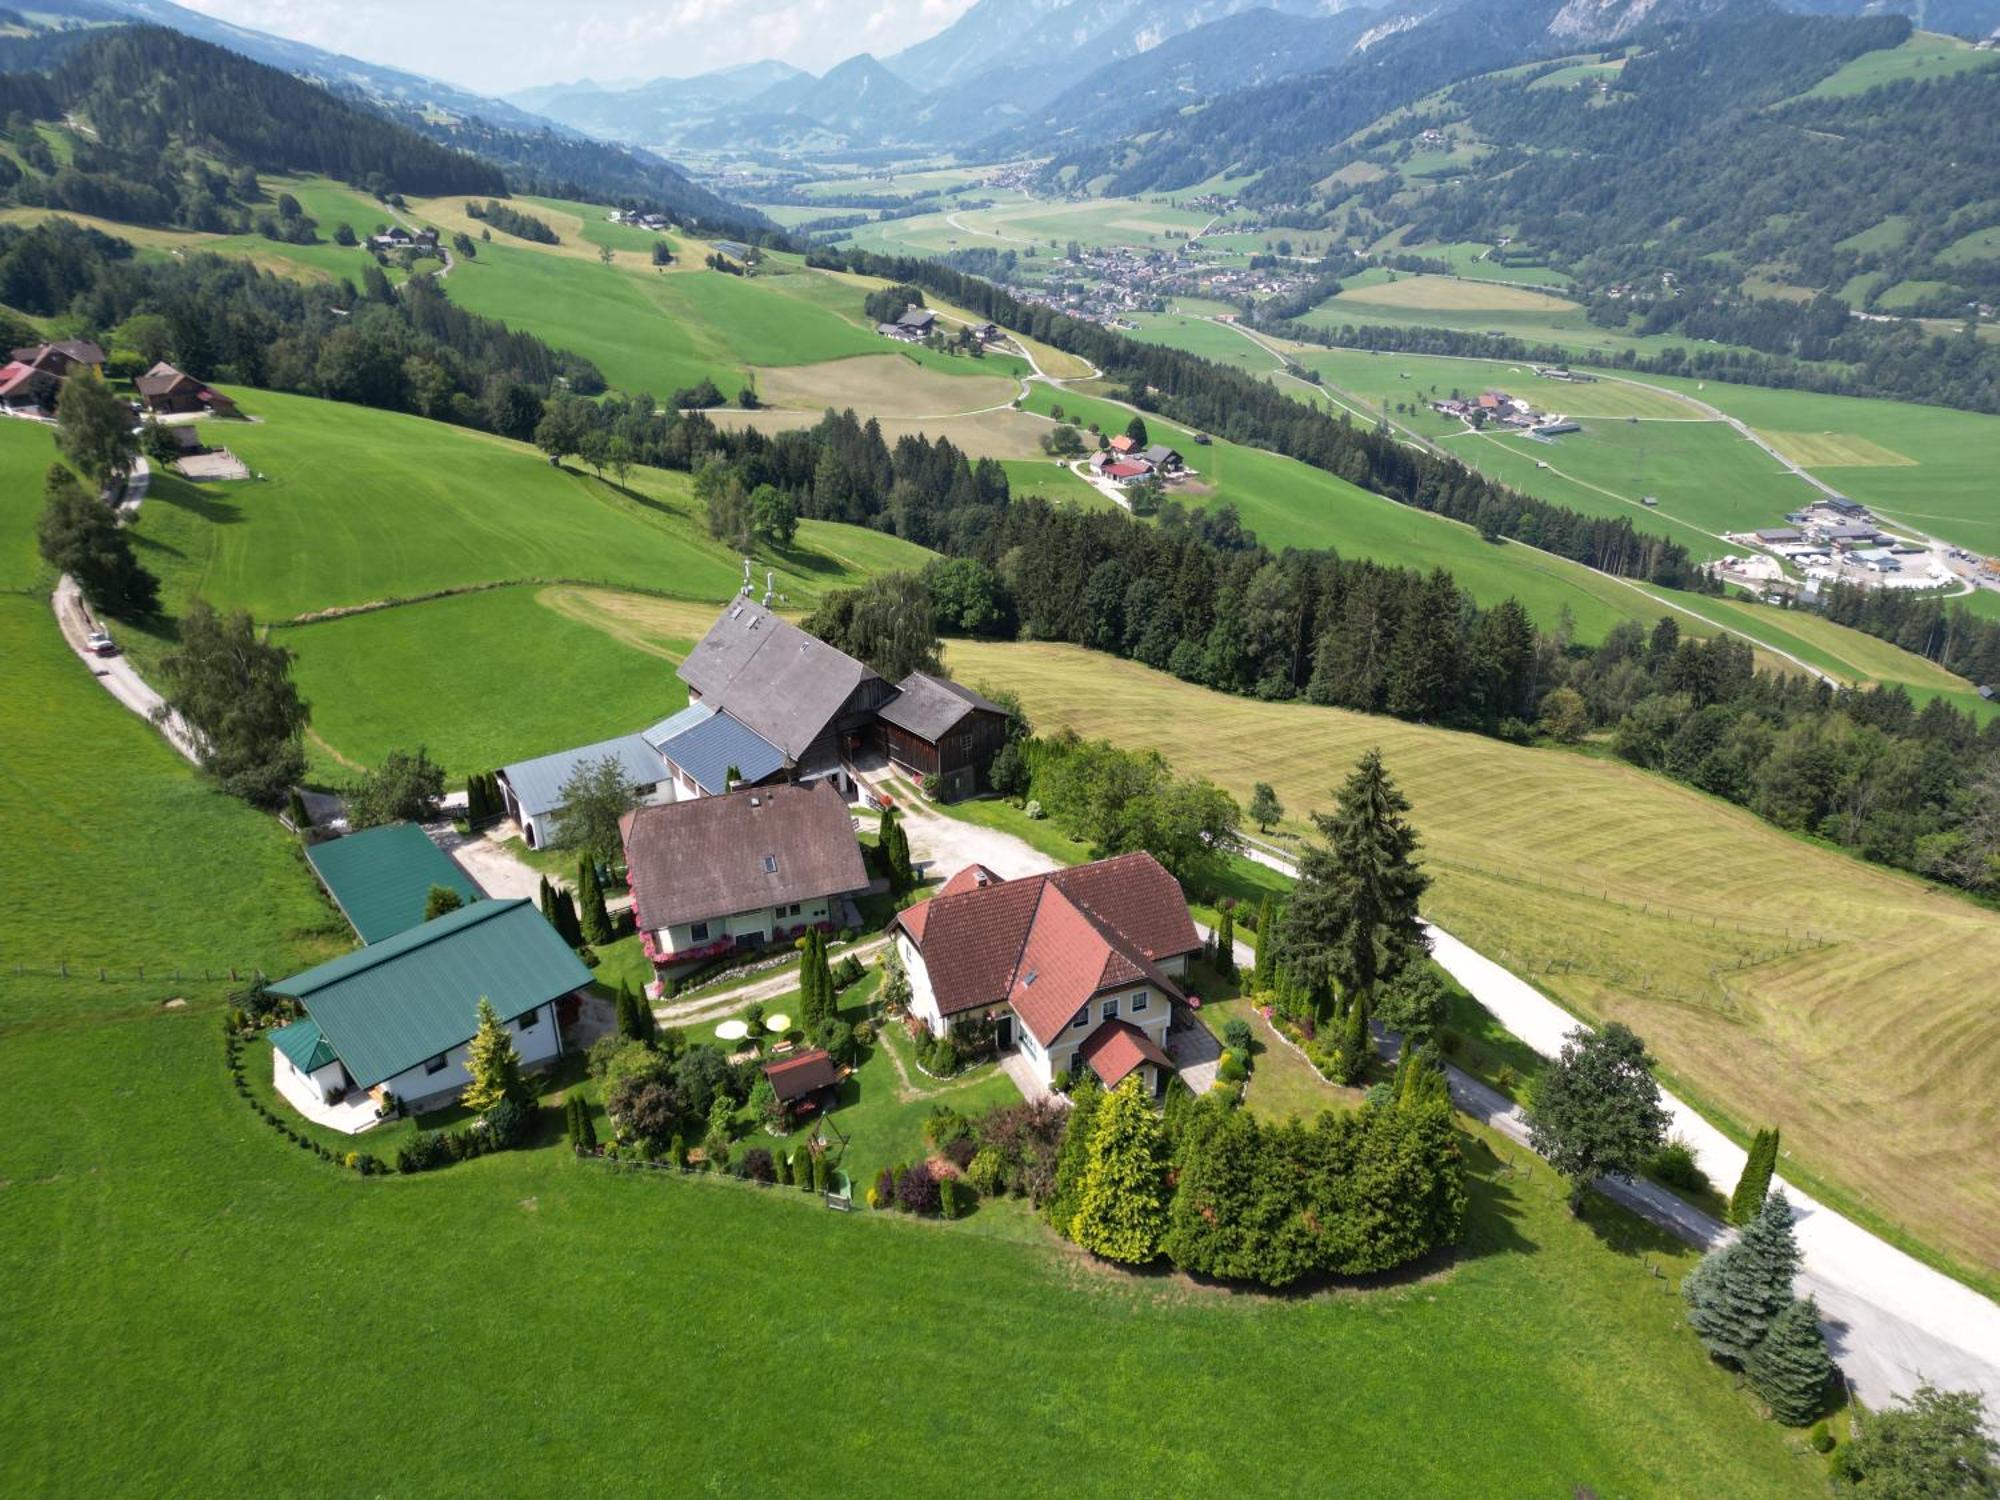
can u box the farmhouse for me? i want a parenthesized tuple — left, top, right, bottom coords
(877, 671, 1010, 798)
(304, 821, 482, 944)
(1142, 443, 1185, 474)
(133, 361, 238, 417)
(623, 781, 870, 973)
(0, 339, 105, 412)
(266, 898, 589, 1127)
(1102, 459, 1152, 484)
(678, 600, 894, 796)
(1107, 433, 1137, 454)
(892, 853, 1200, 1095)
(879, 306, 936, 341)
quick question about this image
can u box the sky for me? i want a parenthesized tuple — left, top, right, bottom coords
(174, 0, 979, 94)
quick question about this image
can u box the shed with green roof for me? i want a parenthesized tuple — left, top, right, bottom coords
(304, 822, 483, 944)
(268, 898, 588, 1110)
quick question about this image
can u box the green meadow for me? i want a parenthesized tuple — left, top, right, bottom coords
(1803, 30, 2000, 98)
(0, 416, 56, 590)
(0, 582, 1816, 1496)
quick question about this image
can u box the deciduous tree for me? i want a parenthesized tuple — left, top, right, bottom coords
(1527, 1022, 1670, 1210)
(158, 598, 308, 806)
(54, 372, 138, 487)
(552, 754, 638, 865)
(37, 465, 159, 618)
(1248, 781, 1282, 832)
(345, 746, 446, 828)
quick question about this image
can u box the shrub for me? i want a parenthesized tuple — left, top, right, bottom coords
(798, 1147, 816, 1192)
(1023, 799, 1044, 820)
(1222, 1018, 1253, 1053)
(824, 1019, 857, 1066)
(1217, 1051, 1248, 1084)
(667, 1134, 685, 1168)
(929, 1038, 959, 1077)
(874, 1166, 895, 1208)
(1050, 1068, 1071, 1094)
(852, 1021, 875, 1047)
(833, 954, 865, 990)
(924, 1105, 973, 1150)
(485, 1097, 531, 1149)
(966, 1147, 1007, 1196)
(812, 1154, 829, 1194)
(943, 1136, 977, 1171)
(1649, 1139, 1708, 1194)
(898, 1161, 941, 1215)
(1494, 1064, 1519, 1094)
(866, 1185, 881, 1210)
(743, 1147, 775, 1183)
(776, 1146, 793, 1185)
(938, 1177, 965, 1219)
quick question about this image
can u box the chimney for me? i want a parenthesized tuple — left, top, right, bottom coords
(762, 569, 774, 607)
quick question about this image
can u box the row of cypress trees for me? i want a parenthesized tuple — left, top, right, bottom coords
(463, 771, 504, 826)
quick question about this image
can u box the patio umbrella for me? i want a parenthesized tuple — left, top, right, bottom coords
(765, 1013, 791, 1033)
(714, 1019, 749, 1041)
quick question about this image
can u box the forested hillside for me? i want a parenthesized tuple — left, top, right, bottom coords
(0, 27, 503, 217)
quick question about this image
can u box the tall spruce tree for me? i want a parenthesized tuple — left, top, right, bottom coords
(1747, 1295, 1833, 1426)
(1070, 1076, 1170, 1263)
(1279, 751, 1429, 1002)
(1684, 1190, 1804, 1367)
(1730, 1126, 1781, 1226)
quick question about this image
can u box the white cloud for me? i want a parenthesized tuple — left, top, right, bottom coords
(173, 0, 980, 91)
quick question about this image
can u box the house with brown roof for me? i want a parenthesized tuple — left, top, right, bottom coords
(134, 361, 238, 417)
(678, 599, 895, 797)
(878, 671, 1010, 799)
(622, 782, 870, 975)
(0, 340, 105, 412)
(891, 852, 1201, 1096)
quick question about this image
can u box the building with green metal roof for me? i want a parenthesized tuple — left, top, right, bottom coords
(267, 898, 589, 1115)
(303, 822, 483, 944)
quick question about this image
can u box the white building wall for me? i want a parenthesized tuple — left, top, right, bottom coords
(901, 935, 945, 1033)
(277, 1051, 348, 1104)
(1027, 984, 1173, 1087)
(378, 999, 564, 1110)
(658, 898, 832, 959)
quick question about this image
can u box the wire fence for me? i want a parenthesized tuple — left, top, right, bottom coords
(3, 961, 266, 989)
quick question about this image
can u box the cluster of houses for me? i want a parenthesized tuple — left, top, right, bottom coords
(1719, 498, 1946, 595)
(266, 597, 1202, 1128)
(607, 208, 673, 231)
(368, 225, 439, 254)
(1086, 435, 1188, 487)
(0, 339, 105, 415)
(874, 305, 1001, 345)
(1431, 388, 1579, 437)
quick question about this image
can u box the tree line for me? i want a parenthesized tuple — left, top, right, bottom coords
(810, 246, 1709, 589)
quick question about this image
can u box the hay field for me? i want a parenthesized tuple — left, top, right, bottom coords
(708, 406, 1052, 458)
(1333, 275, 1583, 313)
(948, 639, 2000, 1280)
(755, 354, 1017, 415)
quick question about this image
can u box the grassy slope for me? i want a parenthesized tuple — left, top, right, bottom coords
(0, 418, 56, 591)
(1016, 379, 1726, 644)
(945, 638, 2000, 1283)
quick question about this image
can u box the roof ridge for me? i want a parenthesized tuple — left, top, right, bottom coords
(286, 897, 524, 992)
(1007, 877, 1065, 988)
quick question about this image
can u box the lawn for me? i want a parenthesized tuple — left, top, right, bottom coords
(0, 417, 57, 591)
(0, 572, 1826, 1495)
(281, 585, 698, 780)
(944, 637, 2000, 1287)
(1329, 275, 1583, 315)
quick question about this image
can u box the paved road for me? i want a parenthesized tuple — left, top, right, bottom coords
(51, 458, 202, 764)
(1232, 835, 2000, 1412)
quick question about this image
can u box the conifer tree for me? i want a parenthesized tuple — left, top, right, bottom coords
(580, 864, 608, 944)
(463, 997, 528, 1113)
(1214, 905, 1236, 978)
(799, 1147, 817, 1193)
(1730, 1126, 1781, 1226)
(1251, 896, 1277, 991)
(776, 1145, 793, 1185)
(537, 874, 554, 925)
(1070, 1076, 1170, 1263)
(614, 982, 640, 1042)
(1684, 1190, 1803, 1367)
(553, 887, 584, 948)
(564, 1093, 583, 1147)
(1046, 1075, 1104, 1234)
(1747, 1295, 1833, 1426)
(1340, 990, 1371, 1085)
(1279, 750, 1429, 1004)
(575, 1096, 596, 1151)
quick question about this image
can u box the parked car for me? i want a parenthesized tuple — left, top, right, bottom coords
(85, 630, 117, 657)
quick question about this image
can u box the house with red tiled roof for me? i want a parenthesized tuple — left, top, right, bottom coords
(890, 852, 1200, 1096)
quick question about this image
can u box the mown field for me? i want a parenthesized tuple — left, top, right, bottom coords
(1803, 30, 2000, 98)
(946, 638, 2000, 1286)
(0, 581, 1819, 1496)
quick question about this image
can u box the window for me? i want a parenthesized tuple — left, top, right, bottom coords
(690, 921, 710, 942)
(518, 1007, 540, 1031)
(1131, 990, 1149, 1013)
(1070, 1006, 1088, 1029)
(762, 854, 778, 874)
(422, 1053, 447, 1076)
(1101, 996, 1119, 1022)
